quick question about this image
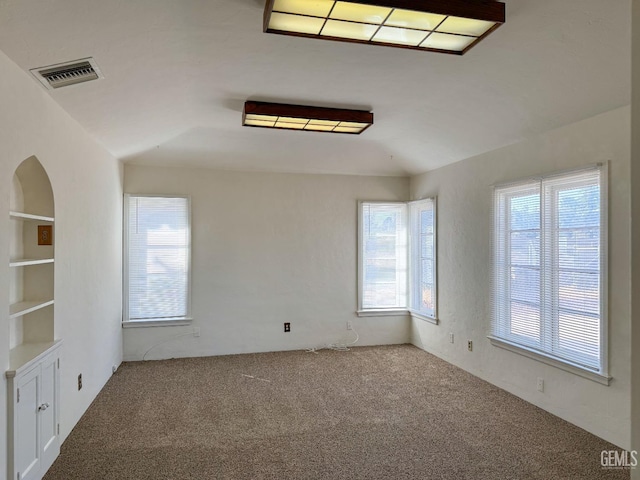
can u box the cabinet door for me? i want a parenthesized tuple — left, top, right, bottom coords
(15, 367, 40, 480)
(39, 354, 59, 472)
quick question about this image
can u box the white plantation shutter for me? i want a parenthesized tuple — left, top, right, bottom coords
(409, 199, 436, 318)
(125, 195, 190, 321)
(360, 202, 407, 310)
(492, 166, 606, 373)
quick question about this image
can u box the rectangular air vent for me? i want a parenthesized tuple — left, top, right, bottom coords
(30, 58, 103, 90)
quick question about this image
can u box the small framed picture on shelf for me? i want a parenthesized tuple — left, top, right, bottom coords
(38, 225, 53, 245)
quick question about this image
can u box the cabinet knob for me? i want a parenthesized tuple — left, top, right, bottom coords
(38, 403, 50, 412)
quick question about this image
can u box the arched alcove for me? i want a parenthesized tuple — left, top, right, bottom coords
(7, 156, 62, 480)
(9, 155, 55, 350)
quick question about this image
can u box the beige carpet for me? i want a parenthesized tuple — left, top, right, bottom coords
(45, 345, 629, 480)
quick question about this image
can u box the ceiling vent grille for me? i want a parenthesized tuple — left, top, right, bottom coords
(30, 58, 103, 90)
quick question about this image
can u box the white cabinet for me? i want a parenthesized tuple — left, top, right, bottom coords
(6, 341, 61, 480)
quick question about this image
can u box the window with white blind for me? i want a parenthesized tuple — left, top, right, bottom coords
(124, 195, 191, 324)
(359, 202, 408, 312)
(409, 199, 437, 319)
(358, 199, 437, 321)
(490, 166, 608, 382)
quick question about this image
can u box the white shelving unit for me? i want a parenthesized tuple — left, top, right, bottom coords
(7, 157, 60, 480)
(10, 258, 54, 267)
(8, 158, 56, 349)
(9, 207, 55, 345)
(9, 300, 55, 319)
(10, 211, 54, 222)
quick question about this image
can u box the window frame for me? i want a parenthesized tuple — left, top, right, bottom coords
(357, 198, 438, 324)
(357, 201, 408, 316)
(123, 194, 193, 328)
(489, 165, 609, 384)
(409, 198, 438, 322)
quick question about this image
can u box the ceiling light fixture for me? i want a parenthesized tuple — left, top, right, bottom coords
(263, 0, 505, 55)
(243, 101, 373, 134)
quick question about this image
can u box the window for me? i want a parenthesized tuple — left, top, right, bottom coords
(124, 195, 191, 325)
(491, 166, 608, 382)
(360, 202, 408, 311)
(358, 199, 437, 321)
(410, 199, 437, 319)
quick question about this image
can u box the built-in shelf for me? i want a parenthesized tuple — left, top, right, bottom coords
(9, 300, 54, 319)
(9, 258, 54, 267)
(8, 157, 60, 480)
(9, 211, 54, 222)
(6, 339, 62, 378)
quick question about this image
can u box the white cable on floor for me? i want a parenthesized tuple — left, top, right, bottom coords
(306, 324, 359, 353)
(142, 331, 194, 361)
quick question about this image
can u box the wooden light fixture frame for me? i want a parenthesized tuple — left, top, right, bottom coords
(263, 0, 505, 55)
(243, 101, 374, 135)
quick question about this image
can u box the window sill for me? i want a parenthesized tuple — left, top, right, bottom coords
(122, 318, 193, 328)
(410, 311, 439, 325)
(487, 336, 611, 386)
(356, 309, 409, 318)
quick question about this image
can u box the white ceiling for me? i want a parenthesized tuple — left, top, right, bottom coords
(0, 0, 630, 176)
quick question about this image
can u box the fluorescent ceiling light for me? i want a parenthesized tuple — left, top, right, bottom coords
(243, 101, 373, 134)
(264, 0, 505, 55)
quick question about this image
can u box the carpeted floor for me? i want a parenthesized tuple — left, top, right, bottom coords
(45, 345, 629, 480)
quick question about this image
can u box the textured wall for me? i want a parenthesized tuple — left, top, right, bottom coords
(631, 1, 640, 476)
(410, 106, 631, 448)
(0, 50, 123, 480)
(123, 166, 411, 361)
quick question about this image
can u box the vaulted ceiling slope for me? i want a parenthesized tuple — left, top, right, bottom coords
(0, 0, 630, 176)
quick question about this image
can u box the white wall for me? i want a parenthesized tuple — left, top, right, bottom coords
(0, 50, 123, 480)
(410, 106, 631, 448)
(631, 0, 640, 476)
(123, 165, 410, 360)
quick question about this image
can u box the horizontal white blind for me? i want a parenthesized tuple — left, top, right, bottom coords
(492, 167, 604, 372)
(493, 181, 542, 349)
(126, 196, 190, 321)
(360, 202, 407, 309)
(409, 199, 436, 318)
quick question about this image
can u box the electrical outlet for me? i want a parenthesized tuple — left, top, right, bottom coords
(38, 225, 53, 245)
(284, 322, 291, 333)
(193, 327, 200, 337)
(78, 374, 82, 391)
(467, 340, 473, 352)
(449, 333, 454, 344)
(537, 378, 544, 392)
(347, 321, 353, 330)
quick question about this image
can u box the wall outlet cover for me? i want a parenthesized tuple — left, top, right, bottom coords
(38, 225, 53, 245)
